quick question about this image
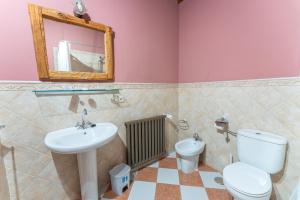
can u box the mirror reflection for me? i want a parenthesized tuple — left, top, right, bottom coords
(44, 19, 106, 73)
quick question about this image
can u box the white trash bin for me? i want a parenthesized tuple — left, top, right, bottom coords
(109, 163, 131, 195)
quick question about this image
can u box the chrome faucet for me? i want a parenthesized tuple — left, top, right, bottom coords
(75, 109, 94, 130)
(193, 132, 202, 141)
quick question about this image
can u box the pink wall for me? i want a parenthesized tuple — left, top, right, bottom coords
(179, 0, 300, 82)
(0, 0, 178, 82)
(3, 0, 300, 83)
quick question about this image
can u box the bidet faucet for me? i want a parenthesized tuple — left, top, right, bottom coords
(193, 132, 202, 141)
(75, 108, 94, 130)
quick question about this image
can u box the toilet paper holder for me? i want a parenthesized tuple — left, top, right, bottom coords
(214, 117, 237, 137)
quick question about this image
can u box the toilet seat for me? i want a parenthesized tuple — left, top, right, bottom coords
(223, 162, 272, 198)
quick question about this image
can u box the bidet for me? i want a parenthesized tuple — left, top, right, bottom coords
(175, 138, 205, 173)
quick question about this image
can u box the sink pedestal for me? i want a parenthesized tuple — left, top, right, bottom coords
(77, 150, 99, 200)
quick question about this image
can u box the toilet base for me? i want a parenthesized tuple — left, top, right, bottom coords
(180, 155, 199, 174)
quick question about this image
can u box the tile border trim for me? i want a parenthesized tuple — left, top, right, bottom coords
(1, 77, 300, 91)
(0, 82, 178, 91)
(178, 77, 300, 88)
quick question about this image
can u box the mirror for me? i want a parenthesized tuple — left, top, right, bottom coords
(28, 4, 114, 81)
(44, 19, 106, 73)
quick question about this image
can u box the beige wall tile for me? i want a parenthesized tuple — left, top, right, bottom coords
(179, 79, 300, 200)
(1, 79, 298, 200)
(0, 83, 178, 200)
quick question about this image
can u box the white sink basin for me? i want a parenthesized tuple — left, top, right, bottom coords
(45, 122, 118, 154)
(44, 122, 118, 200)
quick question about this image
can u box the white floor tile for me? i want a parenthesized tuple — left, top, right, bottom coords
(199, 171, 225, 189)
(157, 168, 179, 185)
(168, 151, 176, 158)
(180, 185, 209, 200)
(148, 161, 159, 168)
(128, 181, 156, 200)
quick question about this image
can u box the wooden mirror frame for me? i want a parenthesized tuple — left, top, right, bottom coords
(28, 4, 114, 82)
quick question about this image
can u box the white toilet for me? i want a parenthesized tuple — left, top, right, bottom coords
(223, 129, 287, 200)
(175, 138, 205, 173)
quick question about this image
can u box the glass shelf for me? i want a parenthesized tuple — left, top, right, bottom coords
(33, 89, 120, 96)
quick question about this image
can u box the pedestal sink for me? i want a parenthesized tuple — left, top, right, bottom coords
(44, 123, 118, 200)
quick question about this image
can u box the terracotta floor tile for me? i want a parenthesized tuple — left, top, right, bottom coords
(155, 183, 181, 200)
(103, 190, 118, 199)
(135, 167, 158, 182)
(103, 183, 132, 200)
(199, 163, 218, 172)
(179, 170, 203, 187)
(115, 185, 132, 200)
(159, 157, 178, 169)
(206, 188, 232, 200)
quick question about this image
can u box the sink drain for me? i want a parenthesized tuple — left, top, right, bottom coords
(214, 177, 224, 185)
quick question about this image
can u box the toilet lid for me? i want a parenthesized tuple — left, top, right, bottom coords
(223, 162, 272, 197)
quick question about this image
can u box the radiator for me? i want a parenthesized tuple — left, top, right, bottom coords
(125, 115, 167, 171)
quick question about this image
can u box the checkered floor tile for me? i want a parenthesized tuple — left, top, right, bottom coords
(103, 153, 231, 200)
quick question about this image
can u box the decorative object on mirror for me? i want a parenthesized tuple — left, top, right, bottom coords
(73, 0, 90, 21)
(28, 4, 114, 82)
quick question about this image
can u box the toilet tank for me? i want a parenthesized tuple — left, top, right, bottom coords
(237, 129, 287, 174)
